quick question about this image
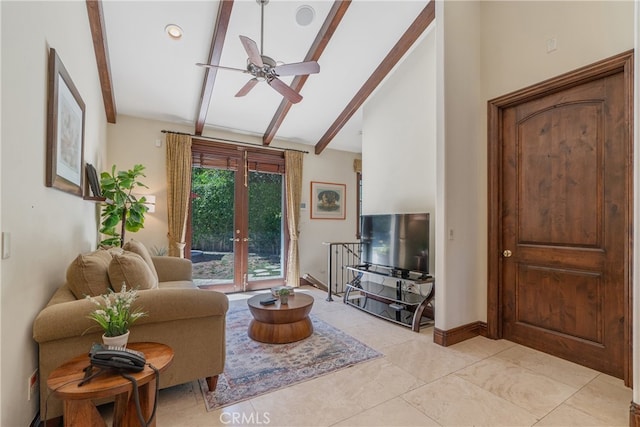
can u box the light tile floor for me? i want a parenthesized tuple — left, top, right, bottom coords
(128, 287, 632, 426)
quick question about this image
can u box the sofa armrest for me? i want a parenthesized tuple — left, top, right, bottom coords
(152, 256, 192, 282)
(33, 288, 228, 343)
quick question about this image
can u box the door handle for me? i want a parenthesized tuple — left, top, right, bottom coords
(230, 238, 240, 242)
(243, 238, 250, 242)
(503, 249, 513, 258)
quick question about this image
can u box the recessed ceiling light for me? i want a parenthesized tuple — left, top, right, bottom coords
(295, 5, 315, 27)
(165, 24, 183, 40)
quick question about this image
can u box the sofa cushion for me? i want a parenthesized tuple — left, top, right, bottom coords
(66, 249, 114, 299)
(123, 239, 158, 282)
(158, 280, 197, 290)
(108, 251, 158, 292)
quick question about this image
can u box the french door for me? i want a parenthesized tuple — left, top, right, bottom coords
(189, 140, 286, 292)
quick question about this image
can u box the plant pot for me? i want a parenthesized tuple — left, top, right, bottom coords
(102, 330, 130, 348)
(280, 295, 289, 305)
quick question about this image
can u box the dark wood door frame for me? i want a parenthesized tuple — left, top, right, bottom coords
(487, 50, 634, 386)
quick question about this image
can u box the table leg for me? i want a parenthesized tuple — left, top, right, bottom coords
(412, 286, 435, 332)
(121, 378, 156, 427)
(63, 400, 106, 427)
(112, 391, 130, 427)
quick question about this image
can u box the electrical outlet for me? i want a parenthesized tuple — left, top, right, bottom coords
(27, 369, 38, 401)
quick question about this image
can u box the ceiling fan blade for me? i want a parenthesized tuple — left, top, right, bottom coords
(235, 78, 259, 97)
(268, 78, 303, 104)
(196, 63, 248, 73)
(239, 35, 264, 67)
(273, 61, 320, 77)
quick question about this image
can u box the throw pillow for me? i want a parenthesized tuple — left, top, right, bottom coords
(66, 249, 113, 299)
(108, 251, 158, 292)
(123, 239, 158, 282)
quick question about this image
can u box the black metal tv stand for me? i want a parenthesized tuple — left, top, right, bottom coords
(343, 265, 435, 332)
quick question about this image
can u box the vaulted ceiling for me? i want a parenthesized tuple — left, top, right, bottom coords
(88, 0, 434, 154)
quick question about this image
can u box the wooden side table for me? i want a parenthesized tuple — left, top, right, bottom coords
(247, 293, 314, 343)
(47, 342, 173, 427)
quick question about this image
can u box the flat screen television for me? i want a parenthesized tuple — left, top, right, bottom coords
(360, 213, 430, 276)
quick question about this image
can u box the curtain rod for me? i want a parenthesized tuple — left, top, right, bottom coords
(161, 130, 309, 154)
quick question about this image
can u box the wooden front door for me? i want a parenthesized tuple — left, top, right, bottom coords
(488, 51, 633, 383)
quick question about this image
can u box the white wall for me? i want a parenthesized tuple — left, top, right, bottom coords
(362, 28, 437, 275)
(480, 1, 633, 101)
(436, 0, 485, 330)
(107, 115, 360, 285)
(1, 1, 107, 425)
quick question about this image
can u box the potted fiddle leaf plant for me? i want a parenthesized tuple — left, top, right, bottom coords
(99, 164, 149, 248)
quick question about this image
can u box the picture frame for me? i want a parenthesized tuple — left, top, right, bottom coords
(310, 181, 346, 220)
(46, 48, 85, 197)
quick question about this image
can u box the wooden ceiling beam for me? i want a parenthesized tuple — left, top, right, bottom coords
(314, 0, 435, 154)
(86, 0, 117, 123)
(195, 0, 234, 136)
(262, 0, 351, 146)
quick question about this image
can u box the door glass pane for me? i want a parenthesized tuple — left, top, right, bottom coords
(190, 167, 235, 286)
(247, 171, 283, 282)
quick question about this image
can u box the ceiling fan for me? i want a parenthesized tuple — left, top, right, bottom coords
(197, 0, 320, 104)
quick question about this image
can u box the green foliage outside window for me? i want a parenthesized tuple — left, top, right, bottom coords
(190, 168, 282, 256)
(248, 172, 282, 256)
(191, 168, 235, 252)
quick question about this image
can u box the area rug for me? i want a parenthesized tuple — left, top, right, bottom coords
(199, 302, 382, 411)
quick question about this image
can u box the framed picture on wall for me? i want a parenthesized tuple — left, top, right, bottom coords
(46, 48, 85, 197)
(310, 181, 346, 220)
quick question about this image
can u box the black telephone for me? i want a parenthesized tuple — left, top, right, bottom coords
(89, 343, 146, 372)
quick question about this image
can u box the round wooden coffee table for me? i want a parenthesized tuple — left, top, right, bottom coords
(47, 342, 173, 427)
(247, 293, 314, 344)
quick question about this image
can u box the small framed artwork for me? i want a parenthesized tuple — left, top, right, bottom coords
(310, 181, 346, 220)
(46, 48, 85, 197)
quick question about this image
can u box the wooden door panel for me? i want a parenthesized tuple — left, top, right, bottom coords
(513, 265, 602, 343)
(518, 103, 602, 247)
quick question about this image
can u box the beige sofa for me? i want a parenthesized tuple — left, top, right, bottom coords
(33, 243, 228, 421)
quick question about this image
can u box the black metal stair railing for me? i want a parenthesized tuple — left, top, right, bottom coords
(323, 242, 362, 302)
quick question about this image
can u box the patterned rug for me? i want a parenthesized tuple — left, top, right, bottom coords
(199, 301, 381, 411)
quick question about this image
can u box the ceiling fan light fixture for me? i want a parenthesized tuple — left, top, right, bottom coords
(165, 24, 183, 40)
(295, 5, 315, 27)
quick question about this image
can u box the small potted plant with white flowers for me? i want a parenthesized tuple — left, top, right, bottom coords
(86, 285, 146, 347)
